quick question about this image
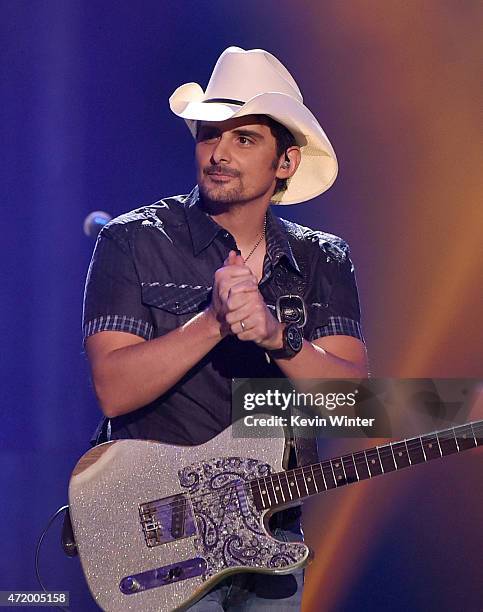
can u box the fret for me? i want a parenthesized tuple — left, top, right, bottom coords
(312, 464, 328, 491)
(437, 430, 458, 456)
(379, 444, 397, 472)
(309, 465, 319, 493)
(353, 451, 370, 480)
(453, 429, 460, 452)
(342, 455, 359, 483)
(421, 433, 443, 460)
(304, 466, 319, 496)
(278, 471, 293, 502)
(252, 478, 266, 510)
(420, 437, 427, 461)
(376, 447, 385, 473)
(286, 470, 301, 500)
(321, 461, 337, 489)
(404, 439, 412, 465)
(273, 473, 286, 503)
(260, 476, 274, 506)
(269, 474, 282, 504)
(435, 432, 443, 456)
(365, 448, 383, 476)
(352, 454, 360, 480)
(294, 469, 306, 498)
(391, 441, 411, 469)
(331, 458, 346, 486)
(454, 424, 478, 451)
(470, 422, 482, 446)
(293, 468, 308, 497)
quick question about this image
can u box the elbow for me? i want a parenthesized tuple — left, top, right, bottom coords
(355, 363, 370, 378)
(99, 399, 121, 420)
(91, 374, 124, 419)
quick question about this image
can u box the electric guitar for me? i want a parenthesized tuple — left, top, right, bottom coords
(68, 419, 482, 611)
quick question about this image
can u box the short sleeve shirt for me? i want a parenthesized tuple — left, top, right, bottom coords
(83, 187, 364, 445)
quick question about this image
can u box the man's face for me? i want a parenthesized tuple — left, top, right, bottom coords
(195, 115, 280, 207)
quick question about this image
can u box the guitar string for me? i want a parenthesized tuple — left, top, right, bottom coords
(151, 424, 483, 518)
(142, 423, 482, 521)
(146, 439, 482, 527)
(148, 423, 483, 516)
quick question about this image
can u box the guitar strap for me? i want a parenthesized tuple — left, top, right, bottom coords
(282, 232, 320, 467)
(91, 415, 111, 446)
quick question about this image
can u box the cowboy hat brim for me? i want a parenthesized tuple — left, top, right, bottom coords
(169, 84, 338, 205)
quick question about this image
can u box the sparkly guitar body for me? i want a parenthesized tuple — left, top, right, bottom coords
(69, 426, 307, 612)
(69, 419, 482, 611)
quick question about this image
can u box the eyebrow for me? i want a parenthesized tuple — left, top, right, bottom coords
(197, 125, 265, 141)
(232, 129, 265, 141)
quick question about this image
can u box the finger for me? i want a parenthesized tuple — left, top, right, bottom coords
(225, 250, 238, 266)
(225, 302, 254, 324)
(222, 253, 254, 276)
(221, 281, 254, 304)
(220, 275, 257, 303)
(226, 288, 260, 312)
(230, 319, 252, 335)
(228, 280, 258, 294)
(232, 253, 245, 267)
(221, 266, 254, 280)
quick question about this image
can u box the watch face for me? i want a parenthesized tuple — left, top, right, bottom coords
(286, 325, 303, 352)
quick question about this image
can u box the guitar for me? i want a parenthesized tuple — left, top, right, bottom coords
(69, 419, 482, 611)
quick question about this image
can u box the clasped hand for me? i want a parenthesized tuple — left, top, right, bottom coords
(209, 250, 283, 350)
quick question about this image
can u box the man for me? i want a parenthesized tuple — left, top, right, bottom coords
(83, 47, 368, 610)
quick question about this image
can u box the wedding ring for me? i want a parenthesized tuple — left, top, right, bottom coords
(240, 320, 246, 331)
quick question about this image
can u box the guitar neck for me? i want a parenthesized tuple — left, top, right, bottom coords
(250, 420, 483, 512)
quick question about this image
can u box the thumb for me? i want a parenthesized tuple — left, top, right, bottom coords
(233, 251, 245, 266)
(224, 250, 240, 266)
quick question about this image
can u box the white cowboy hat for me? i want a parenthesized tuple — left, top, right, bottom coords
(169, 46, 338, 205)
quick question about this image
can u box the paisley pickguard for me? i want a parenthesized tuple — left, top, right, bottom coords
(178, 456, 306, 578)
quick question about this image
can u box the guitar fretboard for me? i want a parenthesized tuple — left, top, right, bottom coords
(248, 420, 482, 511)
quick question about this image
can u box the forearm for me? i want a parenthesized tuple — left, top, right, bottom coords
(89, 309, 222, 417)
(273, 339, 368, 380)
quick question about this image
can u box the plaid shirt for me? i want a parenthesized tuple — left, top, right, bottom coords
(83, 187, 364, 448)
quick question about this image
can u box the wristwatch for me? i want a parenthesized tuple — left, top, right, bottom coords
(268, 323, 304, 359)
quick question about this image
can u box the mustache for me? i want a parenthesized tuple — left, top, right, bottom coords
(204, 165, 240, 178)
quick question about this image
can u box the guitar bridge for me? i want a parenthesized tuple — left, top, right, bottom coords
(139, 493, 196, 547)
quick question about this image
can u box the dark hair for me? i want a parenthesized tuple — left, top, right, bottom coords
(256, 115, 297, 195)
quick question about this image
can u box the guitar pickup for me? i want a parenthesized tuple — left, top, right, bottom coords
(139, 493, 196, 547)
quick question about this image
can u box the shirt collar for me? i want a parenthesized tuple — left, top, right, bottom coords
(184, 186, 223, 255)
(184, 185, 302, 276)
(264, 206, 301, 275)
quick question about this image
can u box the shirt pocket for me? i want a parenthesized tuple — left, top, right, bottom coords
(141, 282, 211, 331)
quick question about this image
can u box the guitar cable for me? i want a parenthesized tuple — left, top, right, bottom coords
(34, 504, 71, 612)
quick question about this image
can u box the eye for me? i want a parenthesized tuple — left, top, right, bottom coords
(197, 128, 219, 143)
(238, 135, 254, 145)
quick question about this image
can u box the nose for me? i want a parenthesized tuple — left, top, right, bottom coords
(210, 133, 232, 165)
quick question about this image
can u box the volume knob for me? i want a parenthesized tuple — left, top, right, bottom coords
(120, 576, 141, 593)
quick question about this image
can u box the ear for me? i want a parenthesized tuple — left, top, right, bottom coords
(275, 146, 301, 180)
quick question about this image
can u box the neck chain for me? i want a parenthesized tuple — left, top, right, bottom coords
(244, 214, 267, 262)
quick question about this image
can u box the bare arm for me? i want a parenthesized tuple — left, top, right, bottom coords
(85, 309, 223, 417)
(271, 331, 368, 379)
(224, 280, 368, 379)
